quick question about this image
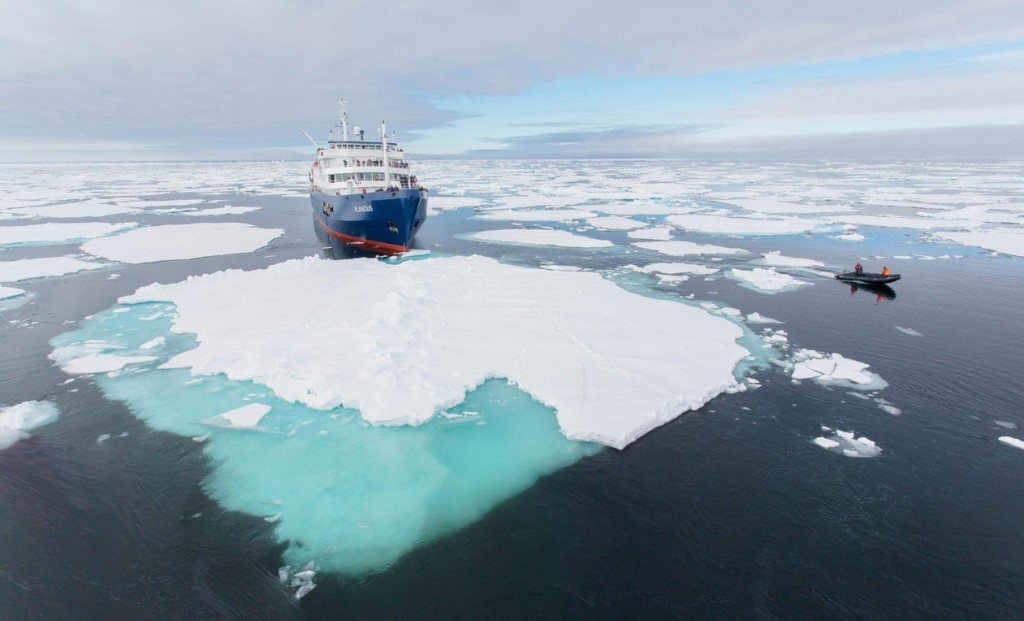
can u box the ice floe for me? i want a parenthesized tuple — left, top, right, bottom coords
(586, 215, 646, 230)
(80, 223, 284, 264)
(8, 200, 139, 219)
(120, 255, 747, 448)
(429, 196, 483, 211)
(746, 312, 782, 324)
(627, 226, 675, 240)
(0, 400, 59, 450)
(789, 349, 885, 389)
(634, 240, 746, 257)
(666, 213, 831, 236)
(716, 197, 855, 215)
(832, 233, 865, 242)
(813, 428, 883, 458)
(998, 436, 1024, 450)
(470, 229, 613, 248)
(895, 326, 923, 337)
(0, 286, 25, 300)
(203, 403, 271, 429)
(476, 208, 595, 221)
(729, 267, 811, 294)
(635, 262, 718, 276)
(0, 222, 136, 246)
(178, 206, 261, 217)
(760, 251, 824, 268)
(0, 257, 107, 282)
(57, 353, 158, 374)
(931, 230, 1024, 257)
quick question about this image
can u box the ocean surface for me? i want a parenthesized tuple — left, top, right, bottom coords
(1, 160, 1023, 620)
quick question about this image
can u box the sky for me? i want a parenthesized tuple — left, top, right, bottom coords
(1, 0, 1023, 161)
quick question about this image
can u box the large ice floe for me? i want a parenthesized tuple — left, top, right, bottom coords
(0, 401, 59, 450)
(80, 223, 283, 263)
(0, 257, 107, 282)
(0, 222, 136, 246)
(469, 228, 613, 248)
(51, 254, 749, 572)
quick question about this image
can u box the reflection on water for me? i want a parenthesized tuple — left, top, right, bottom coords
(843, 281, 897, 301)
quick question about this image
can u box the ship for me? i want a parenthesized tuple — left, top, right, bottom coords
(306, 98, 428, 255)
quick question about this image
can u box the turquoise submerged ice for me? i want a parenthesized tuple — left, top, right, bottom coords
(51, 255, 748, 573)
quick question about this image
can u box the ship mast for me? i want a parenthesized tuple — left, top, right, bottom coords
(337, 97, 349, 141)
(381, 120, 390, 188)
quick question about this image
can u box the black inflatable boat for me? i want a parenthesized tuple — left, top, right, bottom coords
(835, 271, 901, 284)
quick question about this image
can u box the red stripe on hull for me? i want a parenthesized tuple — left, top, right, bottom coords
(315, 216, 409, 254)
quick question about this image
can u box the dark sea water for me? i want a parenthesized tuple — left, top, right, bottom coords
(2, 162, 1023, 620)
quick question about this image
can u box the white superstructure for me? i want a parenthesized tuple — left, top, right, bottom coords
(309, 98, 417, 195)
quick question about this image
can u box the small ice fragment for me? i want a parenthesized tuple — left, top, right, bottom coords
(998, 436, 1024, 450)
(294, 570, 315, 581)
(836, 430, 855, 441)
(295, 583, 316, 600)
(821, 425, 832, 432)
(203, 403, 270, 429)
(278, 566, 291, 583)
(97, 433, 111, 442)
(855, 437, 877, 448)
(994, 420, 1017, 429)
(139, 337, 165, 350)
(814, 437, 840, 449)
(842, 448, 860, 457)
(264, 513, 282, 523)
(191, 432, 210, 442)
(118, 431, 129, 437)
(895, 326, 923, 337)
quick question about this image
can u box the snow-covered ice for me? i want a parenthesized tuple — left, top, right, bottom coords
(666, 213, 831, 236)
(746, 312, 782, 324)
(0, 286, 25, 300)
(0, 401, 59, 450)
(932, 230, 1024, 257)
(627, 226, 675, 240)
(729, 268, 811, 294)
(760, 251, 824, 268)
(81, 223, 284, 263)
(636, 262, 718, 276)
(998, 436, 1024, 450)
(56, 353, 158, 374)
(470, 229, 613, 248)
(789, 350, 885, 389)
(896, 326, 923, 337)
(634, 240, 746, 257)
(203, 403, 271, 429)
(122, 255, 747, 448)
(0, 257, 106, 282)
(813, 428, 883, 458)
(586, 215, 646, 230)
(476, 208, 596, 221)
(0, 222, 136, 246)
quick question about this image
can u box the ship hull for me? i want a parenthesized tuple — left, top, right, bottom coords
(311, 188, 427, 255)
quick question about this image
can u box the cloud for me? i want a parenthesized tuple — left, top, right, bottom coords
(2, 0, 1023, 157)
(449, 124, 1024, 161)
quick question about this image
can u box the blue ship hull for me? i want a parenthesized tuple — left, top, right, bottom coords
(311, 188, 427, 255)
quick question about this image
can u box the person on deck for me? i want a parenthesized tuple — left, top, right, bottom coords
(882, 266, 890, 276)
(855, 262, 863, 275)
